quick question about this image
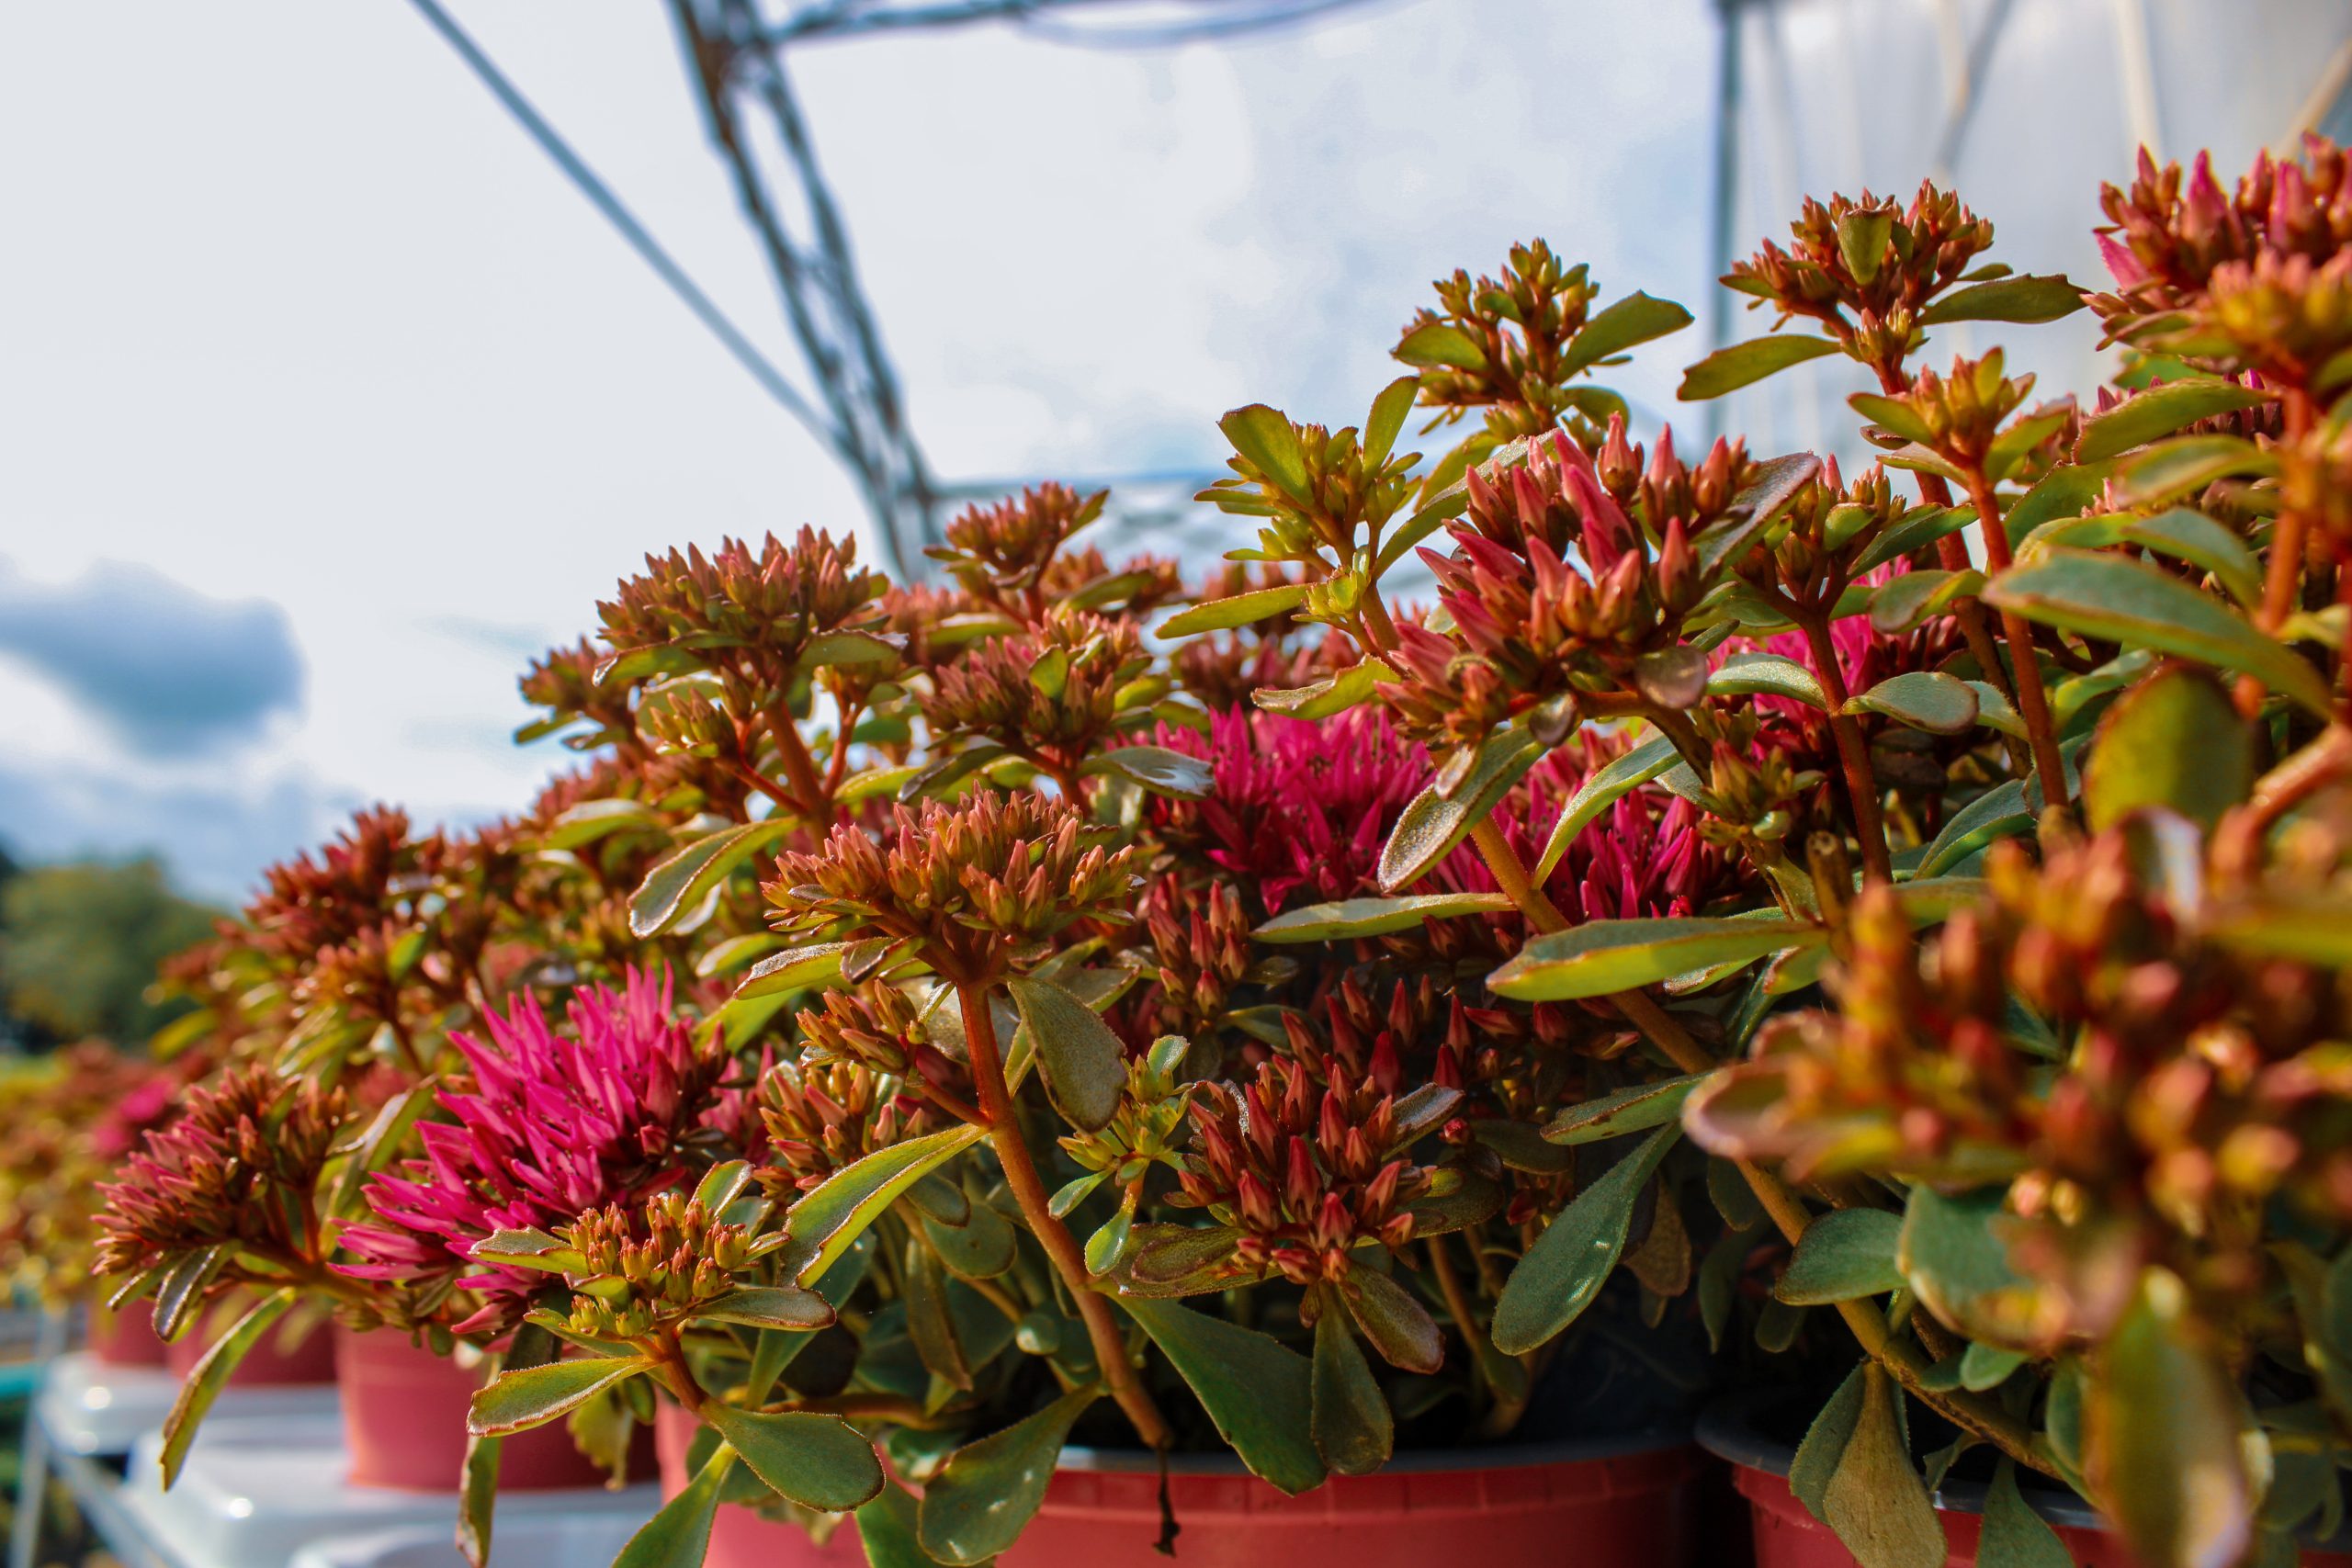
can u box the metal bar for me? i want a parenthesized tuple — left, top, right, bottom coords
(1703, 0, 1745, 446)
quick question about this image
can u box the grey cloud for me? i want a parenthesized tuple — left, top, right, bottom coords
(0, 761, 356, 905)
(0, 558, 306, 758)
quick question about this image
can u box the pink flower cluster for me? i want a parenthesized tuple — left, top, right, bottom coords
(337, 967, 728, 1334)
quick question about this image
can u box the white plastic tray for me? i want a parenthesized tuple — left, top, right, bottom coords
(37, 1351, 340, 1457)
(288, 1514, 651, 1568)
(119, 1408, 659, 1568)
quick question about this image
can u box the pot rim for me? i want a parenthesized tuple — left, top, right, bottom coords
(1057, 1422, 1693, 1476)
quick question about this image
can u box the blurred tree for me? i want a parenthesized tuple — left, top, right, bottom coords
(0, 859, 220, 1047)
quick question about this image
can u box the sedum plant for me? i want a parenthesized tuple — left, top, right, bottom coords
(90, 133, 2352, 1568)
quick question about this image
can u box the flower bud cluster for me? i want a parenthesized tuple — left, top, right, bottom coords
(755, 1057, 935, 1196)
(764, 795, 1141, 974)
(1059, 1035, 1195, 1189)
(95, 1065, 348, 1280)
(924, 483, 1107, 609)
(2093, 138, 2352, 371)
(1173, 1055, 1426, 1286)
(555, 1192, 753, 1342)
(1127, 881, 1256, 1039)
(1724, 183, 1995, 380)
(597, 527, 887, 672)
(1690, 824, 2352, 1327)
(1380, 428, 1733, 750)
(925, 609, 1148, 763)
(1400, 239, 1601, 439)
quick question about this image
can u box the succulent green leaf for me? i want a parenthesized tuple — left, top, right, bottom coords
(468, 1356, 649, 1438)
(2023, 508, 2263, 608)
(775, 1124, 988, 1286)
(1491, 1123, 1679, 1354)
(1079, 744, 1214, 799)
(917, 1386, 1101, 1564)
(1987, 548, 2329, 716)
(1159, 583, 1308, 637)
(1836, 209, 1894, 286)
(2083, 667, 2253, 833)
(1789, 1364, 1868, 1522)
(2113, 433, 2280, 508)
(2086, 1270, 2259, 1568)
(1340, 1261, 1444, 1373)
(1849, 393, 1938, 446)
(630, 818, 796, 939)
(1310, 1310, 1393, 1476)
(1219, 405, 1314, 502)
(2075, 379, 2275, 462)
(159, 1285, 298, 1488)
(1776, 1209, 1905, 1304)
(1845, 671, 1980, 735)
(1897, 1185, 2045, 1348)
(1977, 1457, 2073, 1568)
(1821, 1365, 1946, 1568)
(1707, 651, 1830, 709)
(1918, 273, 2083, 325)
(539, 798, 659, 851)
(1696, 453, 1824, 581)
(695, 1286, 836, 1332)
(856, 1481, 951, 1568)
(706, 1404, 885, 1513)
(1008, 976, 1126, 1132)
(614, 1443, 733, 1568)
(1544, 1075, 1701, 1145)
(1251, 659, 1394, 720)
(1534, 731, 1680, 880)
(1677, 334, 1842, 400)
(458, 1428, 502, 1568)
(1362, 375, 1419, 468)
(1560, 291, 1693, 378)
(1117, 1295, 1327, 1495)
(1867, 570, 1984, 637)
(1375, 728, 1541, 893)
(733, 942, 854, 1001)
(1394, 321, 1488, 371)
(1489, 915, 1824, 1001)
(1252, 891, 1512, 942)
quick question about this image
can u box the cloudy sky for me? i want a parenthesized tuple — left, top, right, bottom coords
(1, 0, 2337, 903)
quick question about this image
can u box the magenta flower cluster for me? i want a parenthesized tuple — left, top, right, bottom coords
(337, 966, 727, 1334)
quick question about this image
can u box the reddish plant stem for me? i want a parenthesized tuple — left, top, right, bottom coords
(955, 983, 1171, 1450)
(1794, 614, 1893, 884)
(1962, 476, 2071, 811)
(2244, 386, 2318, 719)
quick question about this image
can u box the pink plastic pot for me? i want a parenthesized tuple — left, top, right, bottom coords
(1701, 1396, 2352, 1568)
(336, 1326, 643, 1493)
(167, 1302, 337, 1385)
(87, 1304, 169, 1368)
(654, 1400, 1705, 1568)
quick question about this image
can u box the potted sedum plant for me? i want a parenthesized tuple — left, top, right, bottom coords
(89, 130, 2352, 1568)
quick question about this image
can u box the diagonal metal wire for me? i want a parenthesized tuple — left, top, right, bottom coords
(403, 0, 844, 461)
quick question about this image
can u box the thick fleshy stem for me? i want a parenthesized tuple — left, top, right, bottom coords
(2245, 387, 2318, 720)
(955, 984, 1172, 1451)
(1962, 476, 2070, 812)
(1468, 823, 2052, 1477)
(1795, 614, 1894, 884)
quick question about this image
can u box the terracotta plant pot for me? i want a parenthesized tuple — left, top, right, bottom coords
(87, 1303, 169, 1368)
(167, 1301, 338, 1385)
(654, 1400, 1705, 1568)
(1697, 1394, 2352, 1568)
(336, 1325, 644, 1493)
